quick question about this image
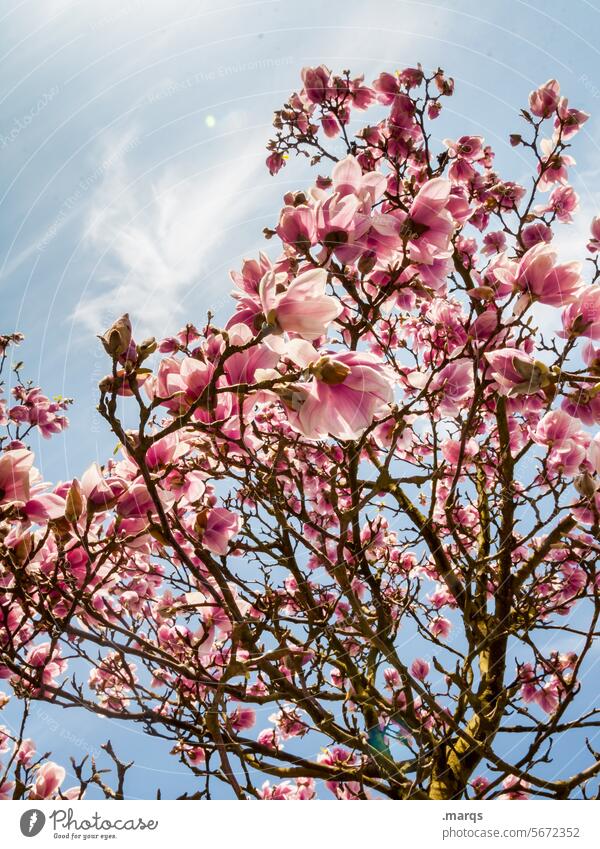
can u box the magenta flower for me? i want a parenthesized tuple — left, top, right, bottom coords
(300, 65, 331, 103)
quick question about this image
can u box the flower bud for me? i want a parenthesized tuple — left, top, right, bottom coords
(98, 314, 132, 358)
(65, 479, 84, 523)
(574, 471, 598, 499)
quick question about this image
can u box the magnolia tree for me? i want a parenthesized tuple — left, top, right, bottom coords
(1, 65, 600, 801)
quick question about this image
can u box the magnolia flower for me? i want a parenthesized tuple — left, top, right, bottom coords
(81, 463, 125, 511)
(529, 79, 560, 118)
(259, 268, 342, 341)
(116, 481, 174, 520)
(29, 761, 65, 799)
(515, 243, 581, 307)
(587, 216, 600, 253)
(276, 343, 394, 440)
(301, 65, 331, 103)
(560, 286, 600, 339)
(410, 658, 430, 681)
(430, 616, 451, 638)
(197, 507, 242, 556)
(400, 178, 456, 265)
(532, 409, 584, 447)
(0, 448, 33, 506)
(484, 348, 553, 396)
(430, 359, 474, 415)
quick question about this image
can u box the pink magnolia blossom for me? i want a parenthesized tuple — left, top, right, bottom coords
(410, 658, 430, 681)
(484, 348, 552, 397)
(560, 286, 600, 339)
(529, 79, 560, 117)
(430, 360, 474, 415)
(400, 178, 456, 265)
(0, 448, 33, 506)
(14, 738, 36, 765)
(515, 243, 581, 306)
(199, 507, 242, 555)
(228, 706, 256, 731)
(301, 65, 331, 103)
(29, 761, 66, 799)
(430, 617, 451, 639)
(587, 216, 600, 253)
(280, 346, 394, 440)
(259, 268, 342, 341)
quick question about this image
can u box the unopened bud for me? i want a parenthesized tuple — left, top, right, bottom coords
(138, 337, 157, 361)
(65, 479, 84, 523)
(574, 471, 598, 499)
(98, 314, 132, 358)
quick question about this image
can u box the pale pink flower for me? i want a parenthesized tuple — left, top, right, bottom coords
(430, 360, 474, 415)
(29, 761, 66, 799)
(500, 774, 530, 800)
(532, 409, 583, 447)
(284, 349, 394, 440)
(116, 481, 174, 520)
(259, 268, 342, 341)
(529, 79, 560, 118)
(587, 216, 600, 253)
(0, 448, 33, 506)
(547, 185, 579, 222)
(201, 507, 242, 556)
(537, 140, 575, 192)
(0, 778, 14, 800)
(560, 286, 600, 339)
(257, 728, 281, 750)
(556, 97, 589, 139)
(515, 243, 581, 306)
(430, 616, 451, 638)
(410, 658, 430, 681)
(484, 348, 550, 397)
(401, 178, 456, 265)
(276, 205, 316, 248)
(14, 738, 36, 765)
(81, 463, 125, 511)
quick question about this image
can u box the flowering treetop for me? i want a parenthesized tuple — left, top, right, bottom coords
(0, 65, 599, 800)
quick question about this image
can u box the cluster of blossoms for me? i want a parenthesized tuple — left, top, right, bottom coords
(0, 66, 599, 801)
(0, 721, 78, 800)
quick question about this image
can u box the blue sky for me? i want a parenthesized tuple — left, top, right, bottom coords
(2, 0, 600, 798)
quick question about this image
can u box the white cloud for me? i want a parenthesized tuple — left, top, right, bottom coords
(74, 125, 267, 338)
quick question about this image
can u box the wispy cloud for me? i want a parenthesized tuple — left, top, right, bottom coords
(74, 122, 267, 337)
